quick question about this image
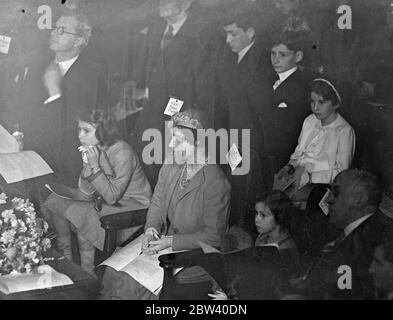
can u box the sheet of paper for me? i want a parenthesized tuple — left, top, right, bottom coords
(273, 173, 296, 192)
(98, 234, 144, 271)
(199, 241, 222, 254)
(226, 144, 242, 172)
(0, 265, 73, 295)
(121, 248, 173, 295)
(45, 183, 88, 201)
(99, 234, 184, 295)
(0, 125, 19, 154)
(164, 97, 184, 116)
(0, 151, 53, 183)
(0, 35, 11, 55)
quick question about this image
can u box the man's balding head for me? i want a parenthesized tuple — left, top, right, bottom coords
(327, 170, 382, 229)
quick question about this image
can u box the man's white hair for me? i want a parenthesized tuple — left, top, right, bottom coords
(63, 12, 92, 46)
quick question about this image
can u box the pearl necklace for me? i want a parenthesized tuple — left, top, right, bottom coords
(179, 163, 206, 189)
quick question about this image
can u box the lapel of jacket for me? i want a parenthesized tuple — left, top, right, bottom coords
(273, 69, 299, 105)
(151, 19, 167, 53)
(163, 13, 195, 53)
(161, 165, 183, 227)
(177, 165, 206, 204)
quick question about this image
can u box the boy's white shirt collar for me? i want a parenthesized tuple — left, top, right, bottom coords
(237, 41, 255, 63)
(343, 213, 374, 237)
(277, 66, 298, 82)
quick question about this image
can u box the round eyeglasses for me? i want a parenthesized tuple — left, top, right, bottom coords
(52, 26, 80, 36)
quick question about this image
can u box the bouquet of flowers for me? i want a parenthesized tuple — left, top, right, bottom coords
(0, 192, 52, 275)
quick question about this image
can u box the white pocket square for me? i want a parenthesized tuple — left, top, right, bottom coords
(277, 102, 288, 108)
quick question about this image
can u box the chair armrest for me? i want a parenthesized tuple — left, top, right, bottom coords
(100, 208, 147, 230)
(99, 208, 147, 261)
(158, 249, 206, 269)
(158, 250, 228, 299)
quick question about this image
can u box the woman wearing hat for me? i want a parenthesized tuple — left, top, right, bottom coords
(100, 109, 231, 300)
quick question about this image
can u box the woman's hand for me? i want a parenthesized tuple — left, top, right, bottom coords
(141, 228, 160, 253)
(85, 146, 100, 170)
(144, 236, 172, 255)
(208, 290, 229, 300)
(277, 164, 295, 180)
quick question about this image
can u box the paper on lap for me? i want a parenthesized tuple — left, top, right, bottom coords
(45, 183, 88, 201)
(99, 234, 183, 295)
(273, 173, 296, 191)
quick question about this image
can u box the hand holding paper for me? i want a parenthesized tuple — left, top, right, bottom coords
(145, 237, 172, 255)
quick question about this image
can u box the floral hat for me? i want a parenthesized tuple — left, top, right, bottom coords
(171, 109, 209, 130)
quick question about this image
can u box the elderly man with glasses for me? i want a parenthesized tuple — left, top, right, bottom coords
(14, 12, 108, 189)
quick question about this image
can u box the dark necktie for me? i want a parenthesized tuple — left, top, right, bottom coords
(161, 25, 174, 49)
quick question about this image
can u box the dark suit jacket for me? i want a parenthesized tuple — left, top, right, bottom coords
(216, 40, 272, 151)
(0, 51, 108, 187)
(133, 8, 216, 135)
(304, 211, 393, 299)
(262, 69, 311, 169)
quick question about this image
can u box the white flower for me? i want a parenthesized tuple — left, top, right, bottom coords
(11, 198, 25, 210)
(1, 195, 52, 275)
(0, 230, 16, 244)
(41, 238, 51, 250)
(18, 220, 27, 233)
(0, 193, 7, 204)
(11, 219, 18, 228)
(24, 263, 32, 273)
(1, 210, 16, 222)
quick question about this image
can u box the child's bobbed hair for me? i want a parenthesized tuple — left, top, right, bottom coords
(256, 190, 293, 233)
(78, 108, 121, 147)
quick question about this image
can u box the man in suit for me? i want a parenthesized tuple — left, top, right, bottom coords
(1, 12, 107, 188)
(296, 169, 393, 299)
(262, 31, 311, 189)
(217, 4, 272, 234)
(130, 0, 216, 187)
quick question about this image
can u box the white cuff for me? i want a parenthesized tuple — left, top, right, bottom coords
(44, 94, 62, 104)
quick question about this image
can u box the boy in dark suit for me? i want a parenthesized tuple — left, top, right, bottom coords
(262, 31, 312, 189)
(217, 4, 272, 235)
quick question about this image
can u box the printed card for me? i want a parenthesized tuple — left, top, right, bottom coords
(0, 35, 11, 54)
(164, 97, 184, 116)
(226, 144, 242, 172)
(319, 189, 331, 216)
